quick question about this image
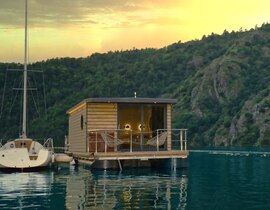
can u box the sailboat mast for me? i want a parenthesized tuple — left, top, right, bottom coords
(22, 0, 28, 138)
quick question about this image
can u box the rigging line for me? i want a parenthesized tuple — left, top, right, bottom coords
(12, 71, 19, 92)
(9, 76, 23, 115)
(28, 77, 40, 116)
(32, 71, 40, 106)
(19, 88, 23, 136)
(0, 70, 8, 119)
(27, 5, 30, 65)
(42, 69, 48, 120)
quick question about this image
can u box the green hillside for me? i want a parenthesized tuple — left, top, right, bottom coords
(1, 24, 270, 147)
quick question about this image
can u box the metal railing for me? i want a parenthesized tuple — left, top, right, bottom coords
(43, 138, 54, 151)
(87, 129, 187, 154)
(170, 129, 188, 151)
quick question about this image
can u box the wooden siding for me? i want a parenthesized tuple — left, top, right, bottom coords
(87, 103, 118, 152)
(167, 104, 172, 151)
(68, 107, 87, 153)
(87, 103, 117, 130)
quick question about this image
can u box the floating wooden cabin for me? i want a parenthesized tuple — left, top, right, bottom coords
(66, 98, 188, 169)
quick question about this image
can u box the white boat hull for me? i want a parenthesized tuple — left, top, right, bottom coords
(0, 148, 52, 170)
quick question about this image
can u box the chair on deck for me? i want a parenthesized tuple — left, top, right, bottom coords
(146, 132, 167, 147)
(100, 132, 123, 147)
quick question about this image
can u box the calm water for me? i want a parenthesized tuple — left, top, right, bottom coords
(1, 151, 270, 209)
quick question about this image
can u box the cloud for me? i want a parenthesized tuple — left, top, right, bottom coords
(0, 0, 185, 29)
(0, 0, 98, 28)
(0, 0, 142, 28)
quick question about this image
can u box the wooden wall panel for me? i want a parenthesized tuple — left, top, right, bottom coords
(87, 103, 118, 152)
(87, 103, 118, 130)
(68, 107, 87, 153)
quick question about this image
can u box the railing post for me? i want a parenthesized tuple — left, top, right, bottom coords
(180, 130, 183, 151)
(105, 130, 107, 153)
(64, 136, 67, 152)
(157, 130, 159, 152)
(114, 131, 118, 152)
(51, 138, 54, 151)
(86, 133, 89, 153)
(130, 130, 133, 152)
(95, 131, 98, 153)
(184, 129, 187, 150)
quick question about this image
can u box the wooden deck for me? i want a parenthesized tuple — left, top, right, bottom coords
(93, 150, 188, 160)
(66, 150, 188, 166)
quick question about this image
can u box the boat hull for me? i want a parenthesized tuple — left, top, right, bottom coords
(0, 148, 52, 171)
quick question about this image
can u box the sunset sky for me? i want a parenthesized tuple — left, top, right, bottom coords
(0, 0, 270, 63)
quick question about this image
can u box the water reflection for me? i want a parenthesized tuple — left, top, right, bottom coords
(0, 165, 188, 209)
(65, 168, 188, 210)
(0, 172, 54, 209)
(3, 151, 270, 209)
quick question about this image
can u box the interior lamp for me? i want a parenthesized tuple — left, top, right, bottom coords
(124, 124, 131, 130)
(138, 124, 145, 131)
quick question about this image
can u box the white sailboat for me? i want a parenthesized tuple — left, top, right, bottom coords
(0, 0, 53, 171)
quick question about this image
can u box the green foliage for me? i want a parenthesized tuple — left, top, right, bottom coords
(1, 24, 270, 146)
(237, 126, 260, 146)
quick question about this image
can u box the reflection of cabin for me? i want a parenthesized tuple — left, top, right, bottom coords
(66, 98, 188, 169)
(65, 169, 188, 209)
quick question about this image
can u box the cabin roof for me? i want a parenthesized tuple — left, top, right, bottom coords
(67, 97, 176, 114)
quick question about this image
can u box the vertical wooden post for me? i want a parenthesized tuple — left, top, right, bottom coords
(86, 104, 89, 153)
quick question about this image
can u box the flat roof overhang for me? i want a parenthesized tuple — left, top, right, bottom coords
(67, 97, 177, 114)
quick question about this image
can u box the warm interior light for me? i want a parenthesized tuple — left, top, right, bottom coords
(138, 124, 145, 131)
(124, 124, 131, 130)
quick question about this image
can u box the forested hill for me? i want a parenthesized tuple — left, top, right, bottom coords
(1, 24, 270, 147)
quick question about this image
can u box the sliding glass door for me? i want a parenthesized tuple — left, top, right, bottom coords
(118, 103, 166, 150)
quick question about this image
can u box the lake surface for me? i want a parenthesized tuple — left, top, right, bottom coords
(1, 150, 270, 209)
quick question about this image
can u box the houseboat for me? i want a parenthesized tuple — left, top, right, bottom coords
(66, 97, 188, 169)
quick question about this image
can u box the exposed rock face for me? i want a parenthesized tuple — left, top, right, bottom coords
(174, 26, 270, 146)
(191, 57, 244, 116)
(228, 92, 270, 145)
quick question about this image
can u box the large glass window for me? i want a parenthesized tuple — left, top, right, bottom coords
(118, 104, 141, 143)
(118, 103, 166, 149)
